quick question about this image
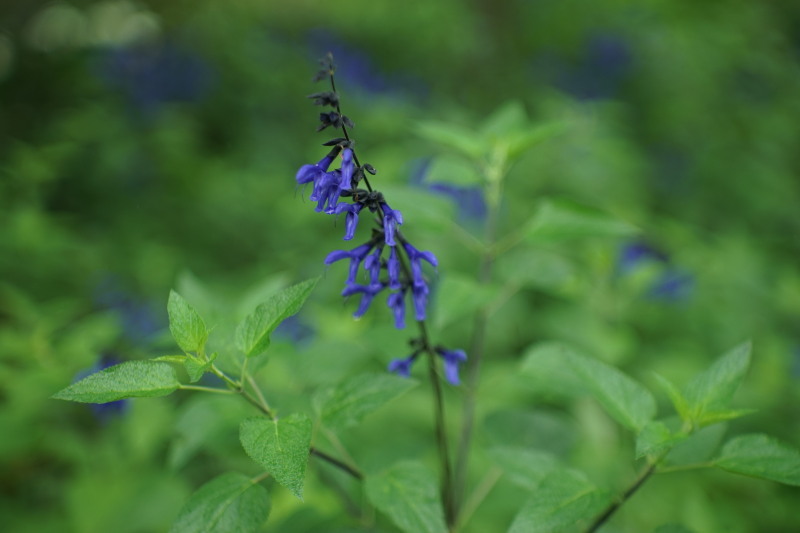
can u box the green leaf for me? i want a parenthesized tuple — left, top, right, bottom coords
(415, 120, 484, 159)
(364, 461, 447, 533)
(508, 469, 612, 533)
(665, 423, 727, 467)
(170, 472, 270, 533)
(487, 447, 561, 490)
(424, 154, 483, 187)
(505, 122, 566, 159)
(654, 374, 690, 422)
(481, 101, 528, 138)
(168, 290, 209, 354)
(52, 360, 180, 403)
(434, 274, 496, 330)
(152, 355, 188, 364)
(313, 373, 417, 433)
(566, 349, 656, 432)
(239, 414, 312, 499)
(635, 421, 687, 459)
(184, 353, 217, 383)
(236, 278, 319, 357)
(714, 434, 800, 486)
(683, 342, 751, 425)
(525, 199, 638, 243)
(654, 524, 697, 533)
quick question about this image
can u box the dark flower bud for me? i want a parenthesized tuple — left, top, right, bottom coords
(363, 164, 377, 175)
(317, 111, 342, 131)
(307, 91, 339, 107)
(323, 137, 348, 146)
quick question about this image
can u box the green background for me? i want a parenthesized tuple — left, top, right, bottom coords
(2, 0, 799, 531)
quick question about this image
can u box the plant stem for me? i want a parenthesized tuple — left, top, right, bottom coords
(585, 463, 657, 533)
(453, 163, 503, 516)
(311, 447, 364, 480)
(425, 340, 456, 528)
(178, 385, 235, 394)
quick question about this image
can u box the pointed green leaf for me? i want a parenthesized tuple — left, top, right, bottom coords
(508, 469, 612, 533)
(170, 472, 270, 533)
(506, 121, 566, 159)
(52, 360, 180, 403)
(481, 101, 528, 138)
(313, 373, 417, 432)
(236, 278, 319, 357)
(364, 461, 447, 533)
(487, 447, 561, 490)
(184, 353, 217, 383)
(566, 350, 656, 432)
(415, 120, 484, 159)
(525, 199, 638, 243)
(714, 434, 800, 486)
(168, 290, 209, 354)
(636, 421, 687, 459)
(683, 342, 751, 424)
(424, 154, 483, 187)
(654, 373, 690, 421)
(239, 414, 312, 499)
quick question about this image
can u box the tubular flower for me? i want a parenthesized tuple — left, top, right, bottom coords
(325, 243, 374, 285)
(380, 202, 404, 246)
(296, 153, 336, 185)
(436, 348, 468, 385)
(334, 202, 364, 240)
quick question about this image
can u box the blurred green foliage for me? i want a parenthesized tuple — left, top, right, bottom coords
(2, 0, 800, 531)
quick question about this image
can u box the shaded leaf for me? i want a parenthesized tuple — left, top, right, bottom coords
(364, 461, 447, 533)
(487, 447, 561, 490)
(239, 414, 312, 499)
(525, 199, 638, 242)
(52, 360, 180, 403)
(313, 373, 417, 432)
(636, 421, 687, 459)
(168, 290, 209, 354)
(714, 434, 800, 486)
(508, 469, 611, 533)
(236, 278, 319, 357)
(170, 472, 270, 533)
(666, 423, 727, 467)
(415, 120, 484, 159)
(683, 342, 751, 425)
(184, 353, 217, 383)
(424, 154, 483, 188)
(654, 374, 690, 421)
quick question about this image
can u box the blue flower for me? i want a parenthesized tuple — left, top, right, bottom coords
(363, 246, 384, 285)
(387, 246, 402, 289)
(388, 354, 416, 378)
(342, 282, 385, 318)
(387, 290, 406, 329)
(310, 170, 342, 213)
(334, 202, 364, 240)
(325, 243, 374, 285)
(339, 148, 354, 190)
(296, 154, 335, 185)
(410, 283, 429, 320)
(436, 348, 467, 385)
(403, 242, 437, 289)
(381, 202, 404, 246)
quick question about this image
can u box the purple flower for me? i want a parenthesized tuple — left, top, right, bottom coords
(436, 348, 467, 385)
(387, 246, 402, 289)
(380, 202, 403, 246)
(387, 290, 406, 329)
(364, 246, 384, 285)
(403, 242, 437, 289)
(339, 148, 354, 190)
(325, 243, 374, 284)
(388, 355, 416, 378)
(342, 282, 385, 318)
(310, 170, 342, 213)
(296, 154, 335, 185)
(410, 283, 429, 320)
(334, 202, 364, 240)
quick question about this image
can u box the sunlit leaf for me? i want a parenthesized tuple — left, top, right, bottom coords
(170, 472, 270, 533)
(714, 434, 800, 486)
(168, 290, 209, 354)
(52, 360, 180, 403)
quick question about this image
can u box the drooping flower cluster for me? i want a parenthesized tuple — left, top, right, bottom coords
(295, 54, 466, 384)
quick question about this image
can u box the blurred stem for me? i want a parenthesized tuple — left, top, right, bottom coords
(453, 153, 506, 518)
(311, 447, 364, 480)
(585, 463, 657, 533)
(585, 450, 670, 533)
(454, 467, 502, 532)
